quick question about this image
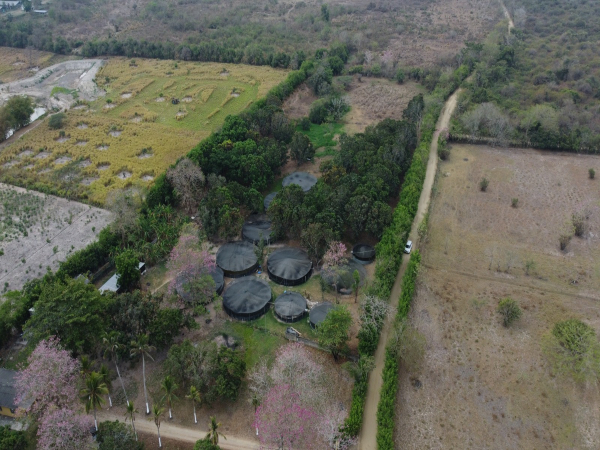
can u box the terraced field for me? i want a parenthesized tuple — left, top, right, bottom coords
(0, 58, 288, 204)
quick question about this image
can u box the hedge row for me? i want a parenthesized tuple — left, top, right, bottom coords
(343, 65, 471, 441)
(373, 65, 470, 449)
(376, 251, 421, 449)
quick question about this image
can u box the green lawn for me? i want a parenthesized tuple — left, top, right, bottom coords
(297, 122, 345, 152)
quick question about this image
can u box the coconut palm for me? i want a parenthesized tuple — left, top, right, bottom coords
(130, 334, 155, 414)
(98, 363, 113, 407)
(80, 355, 94, 379)
(125, 402, 139, 441)
(102, 332, 129, 406)
(80, 371, 108, 431)
(161, 375, 178, 420)
(186, 386, 201, 424)
(206, 416, 226, 446)
(150, 403, 165, 448)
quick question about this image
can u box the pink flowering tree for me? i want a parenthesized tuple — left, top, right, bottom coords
(15, 337, 80, 419)
(316, 405, 357, 450)
(254, 384, 317, 450)
(167, 225, 216, 307)
(271, 344, 324, 400)
(322, 241, 347, 300)
(37, 408, 93, 450)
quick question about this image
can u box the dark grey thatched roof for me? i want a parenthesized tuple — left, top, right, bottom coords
(242, 215, 274, 245)
(222, 276, 272, 316)
(309, 302, 334, 327)
(274, 292, 307, 320)
(267, 247, 312, 286)
(282, 172, 317, 192)
(264, 192, 277, 210)
(216, 241, 258, 277)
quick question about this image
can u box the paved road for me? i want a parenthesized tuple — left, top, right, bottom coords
(358, 89, 461, 450)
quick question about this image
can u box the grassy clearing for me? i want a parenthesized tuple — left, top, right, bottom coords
(0, 58, 288, 204)
(297, 121, 345, 158)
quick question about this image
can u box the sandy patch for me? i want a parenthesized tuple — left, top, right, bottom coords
(141, 174, 154, 181)
(54, 156, 72, 165)
(76, 141, 87, 146)
(96, 145, 109, 151)
(35, 152, 51, 159)
(81, 177, 98, 186)
(79, 159, 92, 168)
(3, 160, 18, 168)
(77, 123, 88, 129)
(97, 163, 110, 171)
(155, 97, 165, 102)
(121, 92, 132, 99)
(181, 96, 193, 103)
(116, 170, 132, 179)
(18, 149, 34, 158)
(109, 130, 121, 137)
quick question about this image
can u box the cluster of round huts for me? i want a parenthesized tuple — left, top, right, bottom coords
(196, 172, 378, 325)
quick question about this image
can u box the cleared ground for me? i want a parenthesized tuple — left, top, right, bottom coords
(0, 57, 288, 204)
(396, 144, 600, 449)
(0, 183, 112, 292)
(0, 47, 74, 84)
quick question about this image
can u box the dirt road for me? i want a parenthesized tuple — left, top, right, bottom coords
(358, 89, 461, 450)
(500, 0, 515, 32)
(97, 411, 259, 449)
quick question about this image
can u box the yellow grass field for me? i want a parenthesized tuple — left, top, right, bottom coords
(0, 58, 288, 204)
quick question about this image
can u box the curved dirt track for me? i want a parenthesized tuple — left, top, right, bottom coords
(98, 411, 259, 449)
(358, 89, 461, 450)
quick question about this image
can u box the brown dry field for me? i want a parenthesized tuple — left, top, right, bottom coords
(344, 78, 424, 133)
(396, 144, 600, 449)
(283, 78, 424, 134)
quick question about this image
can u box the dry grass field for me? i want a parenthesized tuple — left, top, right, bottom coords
(0, 58, 288, 204)
(0, 47, 73, 83)
(395, 144, 600, 449)
(0, 183, 112, 292)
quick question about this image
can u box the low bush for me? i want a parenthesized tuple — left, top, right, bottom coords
(48, 112, 66, 130)
(497, 298, 522, 327)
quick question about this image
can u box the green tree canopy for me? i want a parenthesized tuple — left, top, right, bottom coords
(115, 249, 141, 291)
(25, 277, 114, 353)
(317, 305, 353, 361)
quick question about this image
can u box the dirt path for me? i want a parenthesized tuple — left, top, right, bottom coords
(499, 0, 514, 32)
(358, 89, 461, 450)
(97, 411, 259, 449)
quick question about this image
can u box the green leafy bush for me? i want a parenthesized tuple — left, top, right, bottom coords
(48, 113, 66, 130)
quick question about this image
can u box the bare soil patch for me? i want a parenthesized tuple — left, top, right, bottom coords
(282, 84, 318, 119)
(77, 123, 88, 129)
(54, 156, 72, 165)
(396, 144, 600, 449)
(141, 174, 154, 181)
(96, 145, 109, 151)
(181, 96, 193, 103)
(18, 149, 34, 158)
(55, 136, 70, 143)
(81, 177, 98, 186)
(76, 140, 87, 146)
(109, 130, 122, 137)
(97, 163, 110, 171)
(35, 151, 51, 159)
(0, 183, 112, 292)
(121, 92, 132, 99)
(116, 170, 132, 179)
(155, 97, 166, 102)
(345, 78, 424, 133)
(2, 160, 18, 168)
(78, 159, 92, 168)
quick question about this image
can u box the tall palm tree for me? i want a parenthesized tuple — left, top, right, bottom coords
(102, 332, 129, 406)
(130, 334, 155, 414)
(186, 386, 201, 424)
(161, 375, 178, 420)
(206, 416, 226, 446)
(150, 403, 165, 448)
(80, 355, 94, 379)
(80, 372, 108, 431)
(99, 364, 113, 408)
(125, 402, 139, 441)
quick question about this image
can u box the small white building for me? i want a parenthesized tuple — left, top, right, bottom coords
(0, 1, 22, 7)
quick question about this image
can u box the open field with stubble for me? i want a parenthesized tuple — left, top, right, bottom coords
(0, 57, 288, 204)
(0, 183, 112, 292)
(396, 144, 600, 449)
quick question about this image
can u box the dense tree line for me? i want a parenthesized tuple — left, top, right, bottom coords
(268, 117, 417, 249)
